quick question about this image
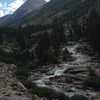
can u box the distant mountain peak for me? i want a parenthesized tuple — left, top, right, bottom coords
(14, 0, 46, 16)
(0, 0, 46, 27)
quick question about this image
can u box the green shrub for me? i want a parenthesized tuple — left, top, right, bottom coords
(84, 67, 100, 89)
(32, 86, 69, 100)
(47, 47, 61, 64)
(15, 64, 30, 81)
(70, 95, 88, 100)
(0, 48, 14, 63)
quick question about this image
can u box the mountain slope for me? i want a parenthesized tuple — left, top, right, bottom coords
(0, 0, 46, 27)
(0, 0, 98, 27)
(21, 0, 97, 26)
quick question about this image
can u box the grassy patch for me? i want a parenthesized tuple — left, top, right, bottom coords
(32, 86, 69, 100)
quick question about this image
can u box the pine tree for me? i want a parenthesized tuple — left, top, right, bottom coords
(51, 18, 66, 48)
(35, 32, 50, 65)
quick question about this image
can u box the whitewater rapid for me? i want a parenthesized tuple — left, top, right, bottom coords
(31, 42, 99, 97)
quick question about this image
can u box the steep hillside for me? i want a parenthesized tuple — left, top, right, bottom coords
(21, 0, 96, 26)
(0, 0, 46, 27)
(0, 0, 97, 27)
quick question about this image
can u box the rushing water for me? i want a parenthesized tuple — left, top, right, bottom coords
(31, 41, 100, 98)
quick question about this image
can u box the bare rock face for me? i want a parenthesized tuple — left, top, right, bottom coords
(0, 63, 32, 100)
(95, 68, 100, 77)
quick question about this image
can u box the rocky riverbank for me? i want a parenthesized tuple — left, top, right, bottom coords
(0, 41, 100, 100)
(0, 63, 32, 100)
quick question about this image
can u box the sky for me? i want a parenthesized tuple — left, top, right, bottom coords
(0, 0, 50, 17)
(0, 0, 26, 17)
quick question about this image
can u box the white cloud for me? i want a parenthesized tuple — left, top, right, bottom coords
(44, 0, 50, 2)
(0, 0, 25, 17)
(0, 2, 4, 17)
(8, 0, 25, 12)
(0, 10, 4, 17)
